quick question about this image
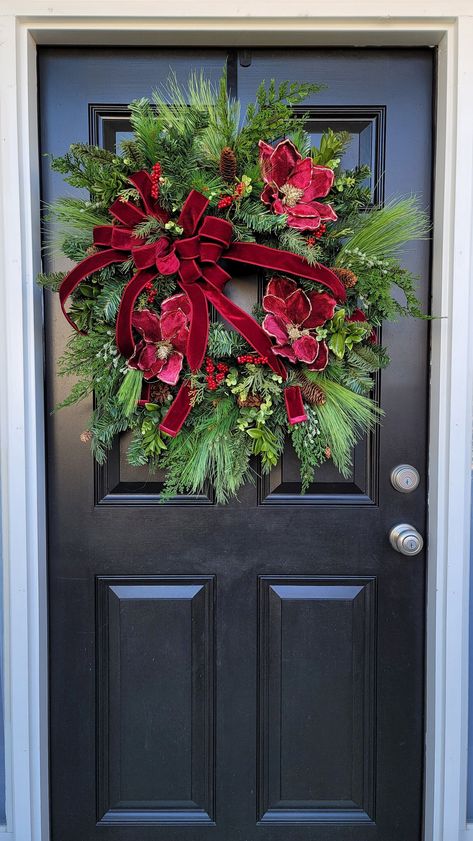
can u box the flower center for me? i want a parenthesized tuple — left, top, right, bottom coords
(156, 341, 173, 360)
(280, 183, 305, 208)
(287, 324, 310, 341)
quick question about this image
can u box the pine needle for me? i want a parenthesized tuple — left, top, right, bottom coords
(305, 370, 383, 476)
(117, 368, 143, 417)
(336, 197, 430, 264)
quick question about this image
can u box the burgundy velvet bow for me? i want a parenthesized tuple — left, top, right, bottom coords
(58, 170, 346, 436)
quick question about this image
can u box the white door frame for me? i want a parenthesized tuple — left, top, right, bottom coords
(1, 7, 473, 841)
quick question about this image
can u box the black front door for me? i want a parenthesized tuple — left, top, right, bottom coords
(39, 46, 433, 841)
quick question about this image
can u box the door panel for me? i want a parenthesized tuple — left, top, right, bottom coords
(39, 47, 433, 841)
(258, 577, 376, 824)
(96, 577, 215, 825)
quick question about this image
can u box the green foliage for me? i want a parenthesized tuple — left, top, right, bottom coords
(232, 196, 287, 236)
(312, 128, 351, 169)
(225, 363, 283, 404)
(50, 143, 129, 206)
(246, 424, 282, 469)
(117, 368, 143, 417)
(89, 398, 131, 464)
(236, 79, 323, 166)
(336, 197, 430, 264)
(288, 408, 327, 493)
(325, 344, 389, 396)
(304, 370, 383, 476)
(133, 214, 165, 240)
(323, 308, 372, 359)
(128, 98, 163, 166)
(95, 275, 128, 322)
(343, 251, 426, 323)
(207, 323, 247, 358)
(189, 69, 241, 164)
(36, 271, 65, 292)
(140, 411, 168, 458)
(160, 396, 253, 503)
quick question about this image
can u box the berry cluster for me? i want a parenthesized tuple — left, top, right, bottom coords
(151, 162, 162, 200)
(217, 195, 233, 209)
(237, 354, 268, 365)
(144, 279, 157, 304)
(306, 223, 327, 246)
(205, 357, 229, 390)
(217, 181, 246, 210)
(317, 223, 327, 238)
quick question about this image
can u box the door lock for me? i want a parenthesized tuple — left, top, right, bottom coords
(390, 464, 420, 493)
(389, 524, 424, 556)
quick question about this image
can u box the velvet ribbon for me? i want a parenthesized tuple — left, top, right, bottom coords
(58, 170, 346, 436)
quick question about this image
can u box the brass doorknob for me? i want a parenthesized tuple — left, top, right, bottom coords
(389, 524, 424, 556)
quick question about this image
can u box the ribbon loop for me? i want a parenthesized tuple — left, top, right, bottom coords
(200, 242, 223, 264)
(175, 236, 201, 260)
(199, 215, 233, 246)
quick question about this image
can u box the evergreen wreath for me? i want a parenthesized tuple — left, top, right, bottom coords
(39, 70, 429, 503)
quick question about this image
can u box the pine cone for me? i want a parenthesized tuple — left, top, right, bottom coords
(237, 393, 263, 408)
(80, 430, 92, 444)
(149, 382, 171, 404)
(331, 267, 358, 289)
(219, 147, 237, 182)
(297, 375, 326, 406)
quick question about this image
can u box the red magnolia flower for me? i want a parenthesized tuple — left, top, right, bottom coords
(347, 308, 377, 344)
(128, 293, 190, 384)
(259, 139, 337, 231)
(262, 276, 336, 370)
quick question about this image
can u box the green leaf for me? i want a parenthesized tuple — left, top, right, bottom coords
(329, 333, 346, 358)
(117, 369, 143, 417)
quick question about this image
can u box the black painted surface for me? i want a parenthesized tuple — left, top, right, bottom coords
(39, 47, 433, 841)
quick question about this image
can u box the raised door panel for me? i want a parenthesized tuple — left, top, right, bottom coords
(258, 577, 376, 824)
(96, 576, 215, 825)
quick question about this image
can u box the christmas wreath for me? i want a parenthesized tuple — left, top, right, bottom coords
(39, 71, 429, 502)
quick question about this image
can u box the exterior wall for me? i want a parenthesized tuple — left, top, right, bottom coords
(1, 6, 473, 841)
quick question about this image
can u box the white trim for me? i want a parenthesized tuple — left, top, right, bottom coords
(1, 8, 473, 841)
(0, 15, 48, 841)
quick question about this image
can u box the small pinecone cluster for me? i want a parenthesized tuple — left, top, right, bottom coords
(219, 147, 238, 182)
(237, 393, 263, 408)
(298, 376, 326, 406)
(150, 382, 171, 404)
(80, 429, 92, 444)
(331, 267, 358, 289)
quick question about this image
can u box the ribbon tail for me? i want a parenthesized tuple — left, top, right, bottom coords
(115, 268, 159, 358)
(201, 278, 287, 380)
(178, 280, 209, 372)
(225, 242, 346, 302)
(285, 385, 307, 424)
(160, 381, 192, 437)
(59, 248, 125, 333)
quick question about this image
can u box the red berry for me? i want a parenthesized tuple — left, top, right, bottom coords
(151, 162, 162, 199)
(217, 195, 233, 209)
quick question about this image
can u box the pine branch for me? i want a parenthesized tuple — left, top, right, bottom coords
(36, 271, 65, 292)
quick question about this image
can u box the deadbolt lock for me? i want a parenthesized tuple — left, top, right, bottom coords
(390, 464, 420, 493)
